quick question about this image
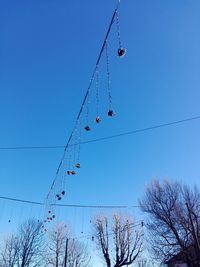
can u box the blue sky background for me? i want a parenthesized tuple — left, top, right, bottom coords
(0, 0, 200, 264)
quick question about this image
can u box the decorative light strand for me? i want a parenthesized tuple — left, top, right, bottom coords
(44, 0, 125, 226)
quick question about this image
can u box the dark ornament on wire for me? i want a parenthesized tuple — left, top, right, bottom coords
(52, 215, 55, 219)
(75, 163, 81, 168)
(108, 110, 115, 117)
(85, 125, 91, 131)
(67, 170, 71, 175)
(118, 47, 126, 57)
(95, 116, 101, 123)
(61, 191, 65, 195)
(71, 170, 76, 175)
(58, 196, 62, 201)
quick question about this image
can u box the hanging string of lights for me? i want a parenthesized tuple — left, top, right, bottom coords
(44, 0, 126, 226)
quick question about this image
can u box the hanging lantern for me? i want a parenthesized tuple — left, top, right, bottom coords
(84, 125, 91, 131)
(108, 109, 115, 117)
(95, 116, 101, 123)
(118, 47, 126, 57)
(75, 163, 81, 168)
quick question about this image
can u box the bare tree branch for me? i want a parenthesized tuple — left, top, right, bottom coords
(93, 213, 143, 267)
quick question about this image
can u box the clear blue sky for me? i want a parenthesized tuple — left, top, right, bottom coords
(0, 0, 200, 264)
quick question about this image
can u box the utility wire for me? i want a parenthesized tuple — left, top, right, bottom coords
(76, 221, 144, 241)
(0, 195, 141, 209)
(0, 196, 43, 206)
(0, 115, 200, 151)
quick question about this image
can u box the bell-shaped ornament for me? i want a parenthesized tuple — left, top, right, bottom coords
(118, 47, 126, 57)
(95, 116, 101, 123)
(108, 110, 115, 117)
(85, 125, 91, 131)
(75, 163, 81, 168)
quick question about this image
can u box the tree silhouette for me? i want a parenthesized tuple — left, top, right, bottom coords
(93, 213, 143, 267)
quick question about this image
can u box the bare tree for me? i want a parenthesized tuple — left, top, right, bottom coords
(140, 179, 200, 266)
(93, 213, 143, 267)
(67, 239, 90, 267)
(0, 219, 44, 267)
(46, 223, 68, 267)
(137, 259, 148, 267)
(17, 219, 44, 267)
(46, 223, 90, 267)
(135, 257, 160, 267)
(0, 234, 19, 267)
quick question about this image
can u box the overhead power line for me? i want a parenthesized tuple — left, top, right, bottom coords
(0, 115, 200, 151)
(0, 195, 140, 209)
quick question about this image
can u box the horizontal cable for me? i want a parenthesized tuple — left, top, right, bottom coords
(0, 115, 200, 151)
(0, 196, 140, 209)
